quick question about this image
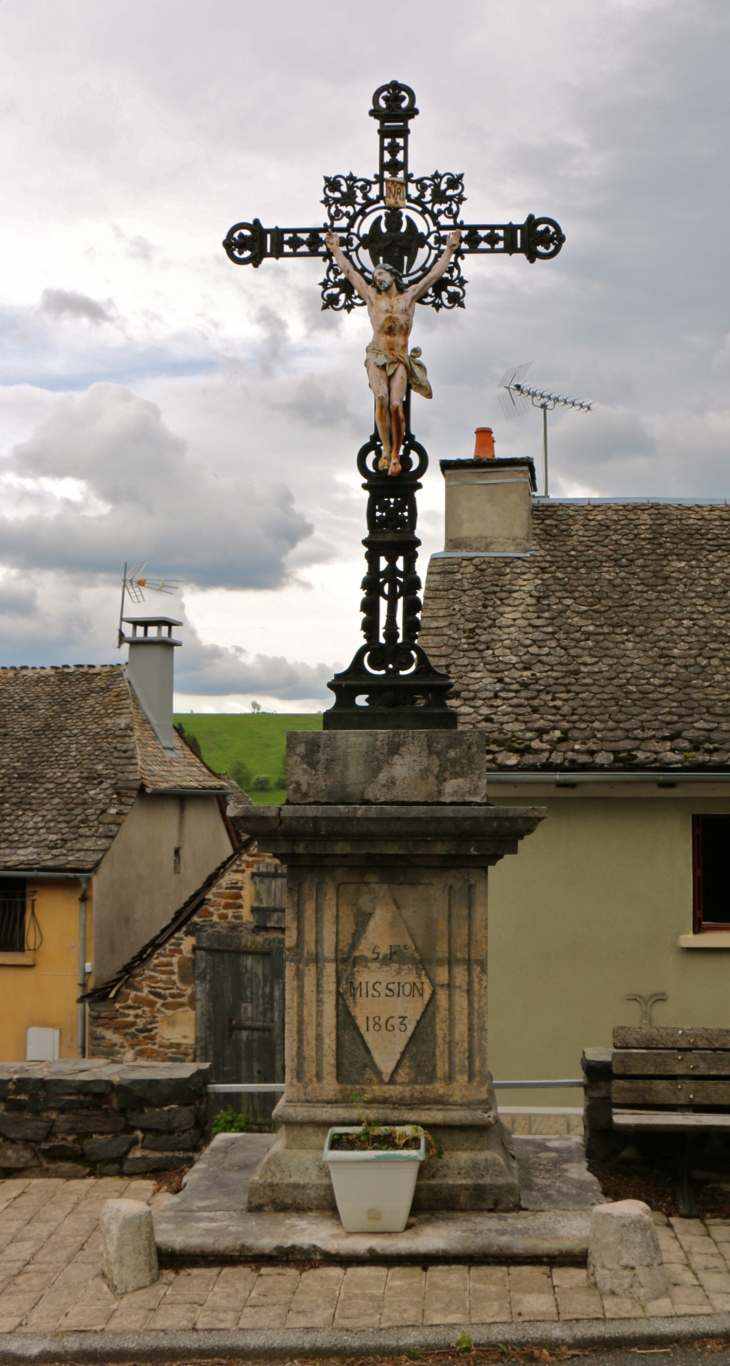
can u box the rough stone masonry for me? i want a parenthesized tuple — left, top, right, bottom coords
(0, 1061, 211, 1178)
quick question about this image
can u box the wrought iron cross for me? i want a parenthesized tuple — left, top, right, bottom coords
(223, 81, 565, 730)
(223, 79, 564, 310)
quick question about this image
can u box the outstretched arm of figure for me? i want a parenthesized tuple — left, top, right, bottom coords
(407, 230, 462, 303)
(324, 230, 372, 303)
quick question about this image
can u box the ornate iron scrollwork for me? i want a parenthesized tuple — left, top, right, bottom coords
(324, 393, 456, 729)
(223, 81, 565, 310)
(222, 81, 567, 727)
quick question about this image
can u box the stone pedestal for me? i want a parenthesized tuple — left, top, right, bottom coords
(235, 732, 544, 1213)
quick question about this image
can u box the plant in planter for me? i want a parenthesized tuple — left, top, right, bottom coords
(323, 1099, 443, 1234)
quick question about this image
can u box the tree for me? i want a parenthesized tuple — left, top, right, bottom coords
(174, 722, 202, 759)
(231, 759, 252, 791)
(250, 701, 262, 714)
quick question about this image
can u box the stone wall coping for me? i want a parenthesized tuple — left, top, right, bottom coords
(235, 804, 545, 837)
(0, 1061, 209, 1081)
(233, 803, 545, 868)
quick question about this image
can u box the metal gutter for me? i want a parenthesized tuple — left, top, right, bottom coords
(0, 870, 93, 879)
(77, 876, 90, 1059)
(487, 771, 730, 785)
(142, 787, 229, 796)
(533, 496, 730, 505)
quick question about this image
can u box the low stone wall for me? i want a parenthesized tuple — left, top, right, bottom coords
(0, 1060, 210, 1178)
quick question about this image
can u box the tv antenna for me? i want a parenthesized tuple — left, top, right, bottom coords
(498, 363, 592, 497)
(117, 562, 180, 647)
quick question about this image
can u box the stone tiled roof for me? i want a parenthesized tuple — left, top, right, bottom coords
(420, 501, 730, 772)
(0, 664, 226, 872)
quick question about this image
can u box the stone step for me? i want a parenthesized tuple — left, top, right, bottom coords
(153, 1132, 601, 1265)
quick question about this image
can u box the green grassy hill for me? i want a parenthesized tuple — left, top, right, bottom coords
(173, 712, 323, 805)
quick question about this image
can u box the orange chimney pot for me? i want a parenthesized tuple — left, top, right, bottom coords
(474, 427, 495, 460)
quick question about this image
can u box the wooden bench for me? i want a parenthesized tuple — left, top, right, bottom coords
(611, 1025, 730, 1214)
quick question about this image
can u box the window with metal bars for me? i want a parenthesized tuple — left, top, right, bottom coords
(692, 816, 730, 932)
(0, 880, 42, 953)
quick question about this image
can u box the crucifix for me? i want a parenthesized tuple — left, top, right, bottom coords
(223, 80, 565, 729)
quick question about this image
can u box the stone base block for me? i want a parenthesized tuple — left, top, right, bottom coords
(247, 1114, 519, 1214)
(100, 1198, 158, 1295)
(588, 1199, 668, 1301)
(286, 730, 486, 805)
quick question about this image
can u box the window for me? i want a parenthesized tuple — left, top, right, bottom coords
(693, 816, 730, 932)
(0, 878, 26, 952)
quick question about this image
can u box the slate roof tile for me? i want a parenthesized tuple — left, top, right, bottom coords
(420, 501, 730, 772)
(0, 664, 225, 871)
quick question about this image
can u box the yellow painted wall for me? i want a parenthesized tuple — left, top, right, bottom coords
(487, 786, 730, 1106)
(0, 880, 92, 1062)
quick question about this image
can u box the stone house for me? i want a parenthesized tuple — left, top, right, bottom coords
(84, 846, 257, 1062)
(420, 454, 730, 1103)
(0, 616, 238, 1062)
(84, 843, 286, 1120)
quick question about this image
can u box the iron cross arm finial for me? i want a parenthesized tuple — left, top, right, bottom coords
(223, 80, 565, 312)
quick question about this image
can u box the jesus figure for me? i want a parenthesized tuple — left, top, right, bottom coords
(324, 228, 462, 475)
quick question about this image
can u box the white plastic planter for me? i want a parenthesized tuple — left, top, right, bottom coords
(323, 1126, 426, 1233)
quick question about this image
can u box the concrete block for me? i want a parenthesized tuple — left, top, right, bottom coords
(588, 1199, 668, 1301)
(100, 1199, 158, 1295)
(286, 730, 487, 805)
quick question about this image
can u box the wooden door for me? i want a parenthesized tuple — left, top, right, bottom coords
(195, 925, 285, 1124)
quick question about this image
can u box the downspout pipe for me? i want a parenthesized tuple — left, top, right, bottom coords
(77, 876, 90, 1059)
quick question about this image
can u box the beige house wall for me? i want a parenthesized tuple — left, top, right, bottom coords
(487, 785, 730, 1108)
(93, 793, 233, 984)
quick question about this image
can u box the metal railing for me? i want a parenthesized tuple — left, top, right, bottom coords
(209, 1084, 285, 1093)
(207, 1079, 583, 1095)
(493, 1079, 582, 1089)
(0, 897, 42, 954)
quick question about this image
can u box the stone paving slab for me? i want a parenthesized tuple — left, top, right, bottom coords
(2, 1176, 730, 1344)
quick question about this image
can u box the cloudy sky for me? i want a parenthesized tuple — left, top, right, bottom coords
(1, 0, 729, 711)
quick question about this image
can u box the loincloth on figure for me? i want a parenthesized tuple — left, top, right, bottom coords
(365, 343, 433, 400)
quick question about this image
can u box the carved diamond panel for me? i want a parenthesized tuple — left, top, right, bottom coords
(339, 887, 433, 1082)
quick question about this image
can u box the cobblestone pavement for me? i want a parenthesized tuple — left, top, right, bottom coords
(1, 1178, 730, 1333)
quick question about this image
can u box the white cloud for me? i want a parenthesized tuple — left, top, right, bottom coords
(0, 383, 312, 589)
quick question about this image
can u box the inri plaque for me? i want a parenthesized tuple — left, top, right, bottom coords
(340, 887, 433, 1082)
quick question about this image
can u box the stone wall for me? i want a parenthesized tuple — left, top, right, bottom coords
(88, 851, 270, 1062)
(0, 1061, 210, 1178)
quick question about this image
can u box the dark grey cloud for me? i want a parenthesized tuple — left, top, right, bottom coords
(0, 574, 333, 702)
(0, 383, 312, 589)
(175, 633, 332, 701)
(39, 289, 115, 325)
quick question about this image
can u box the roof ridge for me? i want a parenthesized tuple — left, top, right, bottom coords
(0, 663, 124, 674)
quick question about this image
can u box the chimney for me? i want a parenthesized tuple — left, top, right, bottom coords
(439, 454, 537, 555)
(122, 616, 182, 753)
(473, 427, 495, 459)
